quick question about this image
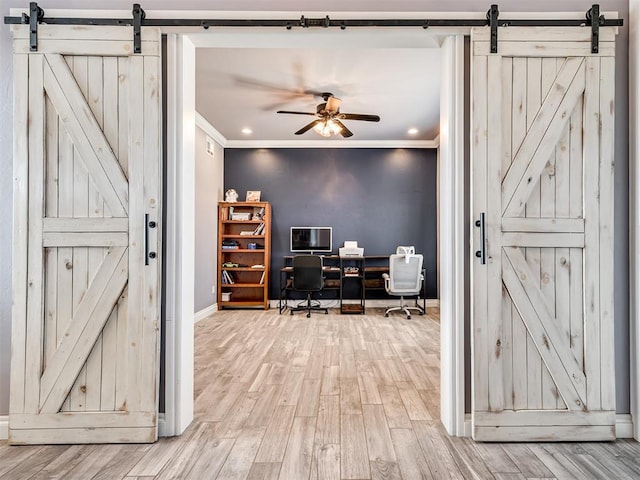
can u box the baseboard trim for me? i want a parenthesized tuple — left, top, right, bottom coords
(462, 413, 633, 439)
(194, 304, 217, 323)
(464, 414, 472, 437)
(616, 414, 634, 438)
(0, 415, 8, 440)
(269, 299, 440, 310)
(158, 413, 168, 437)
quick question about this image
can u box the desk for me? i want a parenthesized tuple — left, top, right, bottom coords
(278, 255, 426, 314)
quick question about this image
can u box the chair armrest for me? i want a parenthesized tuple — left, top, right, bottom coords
(382, 273, 390, 291)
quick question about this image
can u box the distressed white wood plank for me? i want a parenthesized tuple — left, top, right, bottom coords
(583, 56, 602, 413)
(85, 55, 106, 413)
(553, 57, 571, 410)
(503, 58, 585, 217)
(11, 411, 156, 429)
(598, 56, 616, 412)
(486, 53, 504, 413)
(501, 232, 584, 248)
(43, 217, 128, 232)
(140, 53, 161, 414)
(9, 53, 29, 416)
(43, 232, 128, 247)
(503, 248, 586, 409)
(24, 53, 46, 415)
(43, 53, 128, 216)
(127, 54, 145, 413)
(472, 52, 489, 413)
(56, 58, 75, 413)
(473, 410, 615, 426)
(501, 56, 514, 412)
(473, 41, 615, 57)
(40, 248, 128, 413)
(9, 427, 157, 445)
(532, 57, 557, 381)
(100, 56, 120, 411)
(524, 56, 543, 412)
(472, 27, 617, 42)
(14, 39, 160, 56)
(70, 55, 89, 413)
(12, 25, 160, 41)
(501, 218, 584, 233)
(509, 57, 528, 412)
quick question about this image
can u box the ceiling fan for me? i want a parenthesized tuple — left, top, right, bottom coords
(277, 92, 381, 138)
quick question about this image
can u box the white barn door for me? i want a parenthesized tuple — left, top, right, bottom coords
(10, 26, 161, 444)
(471, 27, 616, 441)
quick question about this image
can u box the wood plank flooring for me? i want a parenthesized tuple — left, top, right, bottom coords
(1, 307, 640, 479)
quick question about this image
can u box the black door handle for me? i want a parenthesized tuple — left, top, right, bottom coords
(145, 213, 157, 265)
(475, 212, 486, 265)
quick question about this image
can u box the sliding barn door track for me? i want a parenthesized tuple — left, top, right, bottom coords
(5, 2, 623, 54)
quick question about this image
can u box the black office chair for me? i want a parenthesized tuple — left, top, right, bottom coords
(289, 255, 329, 317)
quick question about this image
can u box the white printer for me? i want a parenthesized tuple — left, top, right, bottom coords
(339, 241, 364, 257)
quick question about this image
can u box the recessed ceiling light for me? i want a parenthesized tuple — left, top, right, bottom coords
(241, 127, 253, 135)
(408, 128, 419, 135)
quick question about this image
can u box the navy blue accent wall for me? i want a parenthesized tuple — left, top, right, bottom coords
(224, 148, 438, 299)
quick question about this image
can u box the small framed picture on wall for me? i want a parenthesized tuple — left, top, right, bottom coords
(246, 190, 261, 202)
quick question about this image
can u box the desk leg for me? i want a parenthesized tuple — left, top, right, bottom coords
(279, 270, 290, 314)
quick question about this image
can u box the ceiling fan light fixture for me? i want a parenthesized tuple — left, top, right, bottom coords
(314, 119, 342, 137)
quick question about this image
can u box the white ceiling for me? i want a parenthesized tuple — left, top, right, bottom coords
(195, 41, 442, 143)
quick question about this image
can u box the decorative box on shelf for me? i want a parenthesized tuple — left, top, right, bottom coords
(231, 212, 252, 221)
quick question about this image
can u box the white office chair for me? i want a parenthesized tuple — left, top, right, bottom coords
(382, 251, 425, 319)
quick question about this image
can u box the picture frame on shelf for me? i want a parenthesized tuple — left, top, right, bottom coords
(246, 190, 261, 202)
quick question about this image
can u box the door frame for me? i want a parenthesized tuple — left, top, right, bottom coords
(163, 25, 467, 437)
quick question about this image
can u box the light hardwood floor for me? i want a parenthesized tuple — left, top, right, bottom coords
(1, 307, 639, 479)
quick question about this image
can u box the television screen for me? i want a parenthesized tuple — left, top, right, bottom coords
(290, 227, 332, 253)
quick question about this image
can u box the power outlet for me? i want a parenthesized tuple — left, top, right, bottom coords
(211, 285, 216, 294)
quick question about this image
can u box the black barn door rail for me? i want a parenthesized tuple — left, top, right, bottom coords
(5, 3, 623, 54)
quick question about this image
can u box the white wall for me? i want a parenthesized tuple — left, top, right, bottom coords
(194, 126, 224, 313)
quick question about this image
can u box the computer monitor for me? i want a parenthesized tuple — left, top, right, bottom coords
(290, 227, 332, 253)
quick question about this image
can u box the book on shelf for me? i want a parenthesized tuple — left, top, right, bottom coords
(259, 271, 265, 284)
(252, 222, 265, 235)
(240, 231, 255, 236)
(222, 270, 234, 284)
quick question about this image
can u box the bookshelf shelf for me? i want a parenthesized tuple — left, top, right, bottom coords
(218, 201, 271, 309)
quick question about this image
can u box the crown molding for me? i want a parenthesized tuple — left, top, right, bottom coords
(195, 111, 227, 147)
(225, 139, 439, 149)
(194, 113, 438, 149)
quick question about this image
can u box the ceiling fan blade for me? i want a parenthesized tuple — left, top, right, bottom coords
(295, 119, 322, 135)
(325, 95, 342, 113)
(333, 119, 353, 138)
(277, 110, 317, 116)
(339, 113, 381, 122)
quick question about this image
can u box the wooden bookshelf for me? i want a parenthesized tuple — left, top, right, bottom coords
(217, 201, 271, 309)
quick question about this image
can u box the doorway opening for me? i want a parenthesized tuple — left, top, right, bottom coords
(163, 27, 467, 438)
